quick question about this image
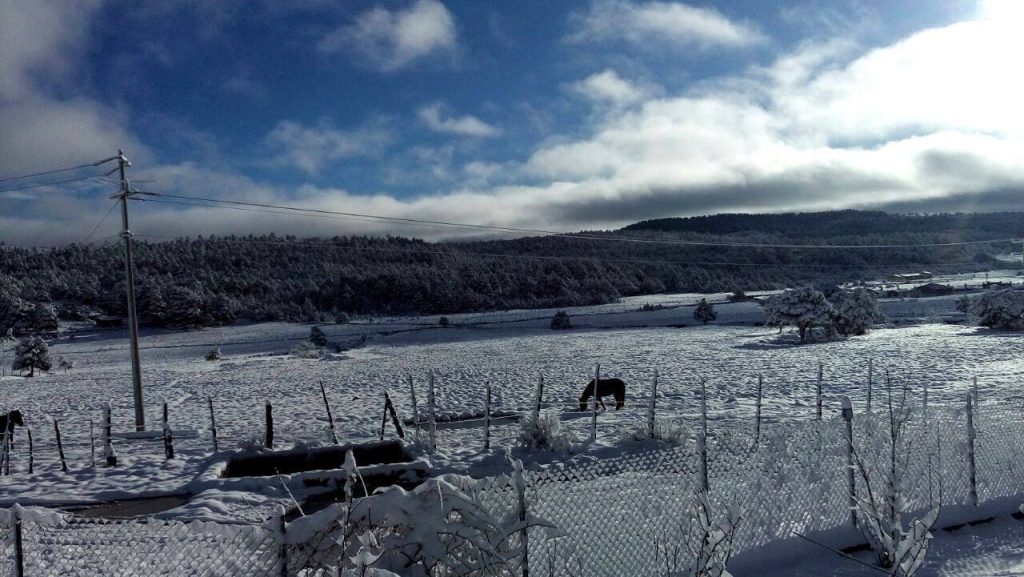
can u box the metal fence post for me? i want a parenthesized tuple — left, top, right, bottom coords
(208, 396, 219, 453)
(840, 396, 856, 528)
(754, 374, 763, 446)
(54, 419, 67, 472)
(699, 377, 709, 493)
(966, 393, 978, 506)
(816, 361, 823, 421)
(590, 364, 600, 441)
(13, 504, 24, 577)
(866, 359, 873, 413)
(319, 382, 338, 445)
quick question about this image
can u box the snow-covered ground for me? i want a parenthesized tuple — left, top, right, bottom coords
(0, 294, 1020, 516)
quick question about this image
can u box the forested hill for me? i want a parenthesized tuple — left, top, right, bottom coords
(0, 210, 1020, 330)
(623, 211, 1024, 239)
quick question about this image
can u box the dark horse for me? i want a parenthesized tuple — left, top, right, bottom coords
(579, 378, 626, 411)
(0, 409, 23, 449)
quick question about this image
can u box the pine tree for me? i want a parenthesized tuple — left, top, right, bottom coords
(693, 298, 717, 325)
(310, 325, 328, 347)
(13, 336, 51, 377)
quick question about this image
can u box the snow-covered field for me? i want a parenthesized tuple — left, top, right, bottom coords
(0, 295, 1020, 513)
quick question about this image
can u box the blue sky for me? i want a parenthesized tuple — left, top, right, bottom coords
(1, 0, 1022, 245)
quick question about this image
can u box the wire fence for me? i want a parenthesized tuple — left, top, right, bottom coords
(1, 397, 1023, 576)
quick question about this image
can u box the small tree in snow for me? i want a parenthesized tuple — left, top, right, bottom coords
(12, 336, 51, 377)
(763, 288, 834, 343)
(310, 325, 328, 347)
(968, 289, 1024, 330)
(550, 310, 572, 330)
(693, 299, 717, 325)
(850, 379, 940, 576)
(205, 347, 222, 361)
(657, 492, 741, 577)
(830, 288, 883, 336)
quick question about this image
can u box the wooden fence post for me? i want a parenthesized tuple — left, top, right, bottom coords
(840, 396, 856, 528)
(13, 505, 24, 577)
(208, 396, 219, 453)
(319, 381, 338, 445)
(647, 369, 658, 440)
(699, 377, 709, 493)
(162, 401, 174, 460)
(427, 371, 437, 452)
(54, 419, 67, 472)
(379, 392, 406, 441)
(816, 361, 823, 421)
(0, 429, 9, 476)
(923, 381, 929, 422)
(408, 375, 420, 442)
(26, 428, 33, 475)
(532, 374, 544, 423)
(103, 403, 117, 467)
(866, 359, 873, 413)
(966, 393, 978, 507)
(484, 382, 492, 451)
(590, 364, 600, 441)
(89, 419, 96, 467)
(754, 374, 764, 446)
(265, 402, 275, 450)
(277, 510, 288, 577)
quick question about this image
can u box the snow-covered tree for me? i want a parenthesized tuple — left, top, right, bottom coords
(830, 288, 882, 336)
(693, 298, 717, 325)
(12, 336, 51, 377)
(968, 289, 1024, 330)
(31, 302, 58, 333)
(763, 288, 834, 343)
(310, 325, 328, 347)
(550, 310, 572, 330)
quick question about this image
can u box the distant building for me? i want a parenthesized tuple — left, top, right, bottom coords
(889, 272, 933, 282)
(907, 283, 954, 297)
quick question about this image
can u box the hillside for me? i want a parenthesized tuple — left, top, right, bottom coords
(0, 210, 1019, 329)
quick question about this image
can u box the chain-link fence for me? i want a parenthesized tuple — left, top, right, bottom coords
(2, 399, 1023, 577)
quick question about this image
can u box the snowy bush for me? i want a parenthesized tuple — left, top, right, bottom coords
(205, 347, 221, 361)
(656, 492, 741, 577)
(763, 288, 834, 343)
(57, 356, 74, 372)
(967, 289, 1024, 330)
(830, 288, 883, 336)
(291, 341, 324, 359)
(12, 336, 51, 377)
(518, 411, 573, 453)
(550, 311, 572, 330)
(693, 299, 717, 325)
(292, 460, 561, 576)
(622, 419, 691, 447)
(438, 316, 451, 327)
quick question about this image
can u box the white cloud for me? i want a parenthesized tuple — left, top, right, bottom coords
(318, 0, 457, 72)
(572, 69, 653, 107)
(418, 103, 501, 138)
(264, 119, 393, 174)
(568, 0, 766, 50)
(0, 1, 150, 180)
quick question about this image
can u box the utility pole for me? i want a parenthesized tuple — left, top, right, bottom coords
(111, 150, 146, 431)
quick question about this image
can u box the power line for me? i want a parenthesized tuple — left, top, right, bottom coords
(140, 191, 1017, 249)
(0, 156, 118, 183)
(0, 174, 104, 194)
(83, 201, 120, 244)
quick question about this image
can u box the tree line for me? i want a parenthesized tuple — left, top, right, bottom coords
(0, 210, 1018, 331)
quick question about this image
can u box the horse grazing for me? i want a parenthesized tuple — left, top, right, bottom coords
(579, 378, 626, 411)
(0, 409, 23, 449)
